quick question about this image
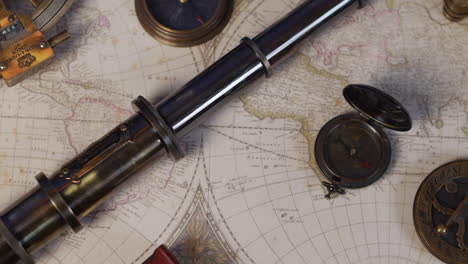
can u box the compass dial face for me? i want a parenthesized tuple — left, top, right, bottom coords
(146, 0, 219, 30)
(414, 161, 468, 264)
(315, 113, 391, 188)
(135, 0, 233, 47)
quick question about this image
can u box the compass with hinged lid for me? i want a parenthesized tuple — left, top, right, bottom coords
(315, 84, 412, 199)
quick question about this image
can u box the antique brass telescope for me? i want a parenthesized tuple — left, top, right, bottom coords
(0, 0, 361, 263)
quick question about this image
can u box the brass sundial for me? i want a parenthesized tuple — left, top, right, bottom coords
(414, 160, 468, 264)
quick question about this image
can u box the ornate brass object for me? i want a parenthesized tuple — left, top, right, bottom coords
(135, 0, 233, 47)
(444, 0, 468, 21)
(413, 160, 468, 264)
(0, 0, 74, 86)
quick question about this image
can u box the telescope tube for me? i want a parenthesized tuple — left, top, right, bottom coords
(0, 0, 359, 262)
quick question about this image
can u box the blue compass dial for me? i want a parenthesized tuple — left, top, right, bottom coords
(146, 0, 219, 30)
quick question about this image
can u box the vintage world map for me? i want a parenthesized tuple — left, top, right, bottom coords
(0, 0, 467, 263)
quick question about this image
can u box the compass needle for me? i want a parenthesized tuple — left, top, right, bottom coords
(197, 16, 205, 24)
(433, 197, 455, 216)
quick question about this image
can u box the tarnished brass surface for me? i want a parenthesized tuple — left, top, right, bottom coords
(135, 0, 233, 47)
(32, 0, 75, 32)
(48, 30, 70, 47)
(0, 8, 54, 86)
(413, 161, 468, 264)
(444, 0, 468, 21)
(29, 0, 46, 7)
(0, 0, 74, 86)
(0, 25, 54, 85)
(0, 113, 166, 263)
(0, 2, 8, 18)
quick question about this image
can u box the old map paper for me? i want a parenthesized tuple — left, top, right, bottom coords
(0, 0, 467, 263)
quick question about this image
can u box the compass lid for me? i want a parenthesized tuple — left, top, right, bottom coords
(343, 84, 412, 131)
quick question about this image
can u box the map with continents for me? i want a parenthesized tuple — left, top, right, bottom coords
(0, 0, 467, 263)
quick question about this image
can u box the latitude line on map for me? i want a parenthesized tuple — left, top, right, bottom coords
(202, 125, 310, 164)
(233, 109, 286, 264)
(201, 133, 257, 263)
(277, 116, 312, 264)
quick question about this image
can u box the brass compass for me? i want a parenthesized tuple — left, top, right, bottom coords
(135, 0, 233, 47)
(414, 160, 468, 264)
(315, 84, 412, 198)
(444, 0, 468, 21)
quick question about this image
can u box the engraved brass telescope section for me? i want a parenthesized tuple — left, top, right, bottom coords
(444, 0, 468, 21)
(0, 0, 361, 263)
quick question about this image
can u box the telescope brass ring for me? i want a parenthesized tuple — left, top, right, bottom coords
(132, 96, 185, 161)
(35, 172, 83, 233)
(0, 216, 34, 264)
(242, 37, 273, 78)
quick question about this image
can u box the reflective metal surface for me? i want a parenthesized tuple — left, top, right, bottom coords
(158, 0, 358, 137)
(343, 84, 412, 131)
(0, 114, 166, 263)
(0, 0, 360, 262)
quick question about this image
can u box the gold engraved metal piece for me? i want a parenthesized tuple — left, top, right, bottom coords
(0, 28, 54, 84)
(413, 160, 468, 264)
(444, 0, 468, 21)
(0, 0, 73, 86)
(59, 167, 82, 184)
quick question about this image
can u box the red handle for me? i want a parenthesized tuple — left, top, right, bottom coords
(143, 245, 179, 264)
